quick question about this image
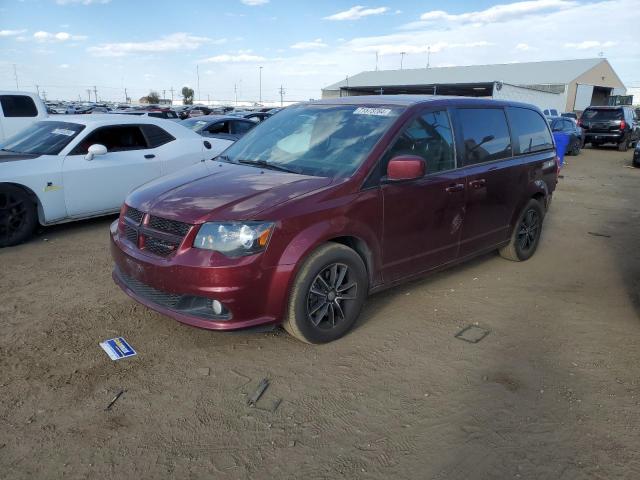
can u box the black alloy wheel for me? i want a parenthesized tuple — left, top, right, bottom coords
(306, 262, 358, 330)
(517, 208, 540, 254)
(0, 185, 37, 247)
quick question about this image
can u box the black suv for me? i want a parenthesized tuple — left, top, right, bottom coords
(580, 106, 639, 151)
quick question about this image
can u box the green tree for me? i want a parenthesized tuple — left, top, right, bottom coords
(181, 86, 194, 105)
(147, 90, 160, 104)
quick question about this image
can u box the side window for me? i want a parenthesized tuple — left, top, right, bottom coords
(231, 120, 254, 135)
(382, 110, 455, 176)
(458, 108, 512, 165)
(207, 121, 230, 135)
(506, 107, 553, 155)
(0, 95, 38, 117)
(140, 124, 175, 148)
(147, 112, 163, 119)
(70, 126, 148, 154)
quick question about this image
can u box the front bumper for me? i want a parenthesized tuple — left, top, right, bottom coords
(110, 220, 293, 331)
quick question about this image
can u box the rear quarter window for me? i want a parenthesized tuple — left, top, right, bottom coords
(506, 107, 554, 155)
(140, 124, 175, 148)
(0, 95, 38, 117)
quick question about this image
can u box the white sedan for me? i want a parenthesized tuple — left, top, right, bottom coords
(0, 115, 232, 246)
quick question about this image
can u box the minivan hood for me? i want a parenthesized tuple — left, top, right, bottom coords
(127, 161, 333, 223)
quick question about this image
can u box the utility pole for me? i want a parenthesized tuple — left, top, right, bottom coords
(124, 87, 128, 103)
(400, 52, 406, 70)
(426, 46, 431, 68)
(93, 85, 98, 103)
(86, 89, 92, 102)
(42, 90, 47, 101)
(163, 89, 166, 102)
(13, 64, 19, 89)
(375, 51, 379, 71)
(207, 94, 210, 105)
(258, 66, 263, 104)
(169, 86, 174, 104)
(278, 85, 285, 107)
(234, 83, 238, 106)
(196, 65, 200, 102)
(35, 84, 40, 97)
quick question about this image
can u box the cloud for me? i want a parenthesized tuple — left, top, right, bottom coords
(0, 29, 27, 37)
(59, 63, 70, 68)
(564, 40, 617, 49)
(291, 38, 328, 50)
(402, 0, 577, 29)
(515, 43, 536, 51)
(240, 0, 268, 5)
(324, 5, 389, 21)
(33, 31, 87, 42)
(199, 53, 266, 63)
(56, 0, 110, 4)
(87, 33, 225, 57)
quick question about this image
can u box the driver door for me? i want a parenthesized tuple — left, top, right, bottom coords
(381, 109, 466, 283)
(62, 124, 162, 217)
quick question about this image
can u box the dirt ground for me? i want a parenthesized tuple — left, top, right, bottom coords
(1, 146, 639, 479)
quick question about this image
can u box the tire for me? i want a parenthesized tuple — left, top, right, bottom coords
(569, 139, 580, 156)
(618, 140, 628, 152)
(499, 199, 544, 262)
(0, 185, 38, 247)
(283, 243, 368, 344)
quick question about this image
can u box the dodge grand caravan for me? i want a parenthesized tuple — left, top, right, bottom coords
(111, 96, 558, 344)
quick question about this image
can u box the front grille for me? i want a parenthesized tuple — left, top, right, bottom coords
(124, 224, 138, 245)
(116, 268, 231, 321)
(121, 206, 193, 258)
(148, 215, 191, 236)
(142, 236, 180, 257)
(125, 206, 144, 224)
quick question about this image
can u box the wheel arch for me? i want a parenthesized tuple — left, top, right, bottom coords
(0, 182, 45, 225)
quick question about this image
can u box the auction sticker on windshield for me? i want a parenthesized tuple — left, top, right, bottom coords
(100, 337, 137, 361)
(353, 107, 392, 116)
(51, 128, 76, 136)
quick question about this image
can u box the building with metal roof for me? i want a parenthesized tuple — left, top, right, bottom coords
(322, 58, 626, 113)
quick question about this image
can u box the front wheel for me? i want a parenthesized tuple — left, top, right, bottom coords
(283, 243, 368, 344)
(618, 140, 628, 152)
(570, 138, 581, 156)
(0, 185, 38, 247)
(499, 199, 544, 262)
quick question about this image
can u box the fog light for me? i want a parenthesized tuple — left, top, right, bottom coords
(212, 300, 223, 315)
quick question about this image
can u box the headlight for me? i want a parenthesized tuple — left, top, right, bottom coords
(193, 222, 274, 257)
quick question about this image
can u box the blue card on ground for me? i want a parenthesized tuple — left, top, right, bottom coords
(100, 337, 137, 361)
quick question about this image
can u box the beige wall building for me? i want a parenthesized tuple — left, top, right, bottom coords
(322, 58, 626, 113)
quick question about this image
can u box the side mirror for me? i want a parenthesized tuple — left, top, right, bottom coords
(387, 155, 426, 181)
(85, 144, 107, 161)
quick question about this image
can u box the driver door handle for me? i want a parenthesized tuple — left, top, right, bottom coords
(445, 183, 465, 193)
(144, 154, 155, 159)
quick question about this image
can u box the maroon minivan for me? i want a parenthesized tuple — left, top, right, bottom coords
(111, 96, 558, 343)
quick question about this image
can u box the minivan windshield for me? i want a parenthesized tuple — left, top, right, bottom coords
(0, 121, 85, 155)
(582, 108, 623, 121)
(220, 104, 403, 177)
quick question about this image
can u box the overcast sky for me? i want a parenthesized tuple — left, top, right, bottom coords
(0, 0, 638, 103)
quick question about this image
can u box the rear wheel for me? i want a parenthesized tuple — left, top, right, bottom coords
(283, 243, 368, 344)
(570, 138, 581, 156)
(499, 199, 544, 262)
(618, 140, 629, 152)
(0, 185, 38, 247)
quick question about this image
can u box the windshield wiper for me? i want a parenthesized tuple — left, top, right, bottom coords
(236, 159, 299, 174)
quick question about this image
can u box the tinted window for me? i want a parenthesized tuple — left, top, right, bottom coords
(70, 125, 148, 154)
(507, 108, 554, 155)
(583, 108, 623, 121)
(383, 110, 455, 175)
(140, 124, 175, 148)
(0, 95, 38, 118)
(231, 120, 255, 135)
(0, 121, 84, 155)
(148, 112, 163, 118)
(458, 108, 512, 165)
